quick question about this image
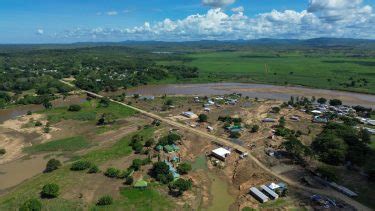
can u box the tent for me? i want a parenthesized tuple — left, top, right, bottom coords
(134, 180, 148, 188)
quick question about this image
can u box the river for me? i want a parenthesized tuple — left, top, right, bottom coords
(125, 83, 375, 108)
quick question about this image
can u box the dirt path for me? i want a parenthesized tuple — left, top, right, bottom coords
(60, 80, 371, 211)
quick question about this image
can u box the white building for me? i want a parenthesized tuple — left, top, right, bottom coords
(211, 147, 231, 161)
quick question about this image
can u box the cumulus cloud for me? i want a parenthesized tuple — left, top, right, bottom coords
(36, 29, 44, 35)
(231, 6, 244, 13)
(106, 11, 118, 16)
(202, 0, 235, 8)
(59, 0, 375, 41)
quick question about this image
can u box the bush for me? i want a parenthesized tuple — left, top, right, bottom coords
(19, 198, 42, 211)
(329, 99, 342, 106)
(88, 165, 99, 174)
(169, 178, 192, 196)
(251, 125, 259, 133)
(144, 138, 155, 147)
(125, 176, 134, 185)
(177, 163, 192, 175)
(104, 167, 121, 178)
(130, 159, 143, 171)
(96, 195, 113, 206)
(34, 121, 43, 127)
(26, 111, 33, 115)
(43, 126, 50, 133)
(316, 166, 338, 182)
(317, 97, 327, 104)
(45, 159, 62, 173)
(70, 160, 92, 171)
(41, 183, 59, 198)
(150, 162, 173, 184)
(68, 104, 82, 112)
(0, 148, 6, 155)
(198, 114, 208, 122)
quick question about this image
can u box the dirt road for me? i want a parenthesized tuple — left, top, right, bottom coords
(60, 80, 371, 211)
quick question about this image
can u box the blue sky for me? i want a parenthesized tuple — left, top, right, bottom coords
(0, 0, 374, 43)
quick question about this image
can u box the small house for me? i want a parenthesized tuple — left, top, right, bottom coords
(262, 118, 276, 123)
(260, 185, 279, 199)
(250, 187, 269, 203)
(207, 126, 214, 132)
(211, 147, 231, 161)
(182, 112, 198, 119)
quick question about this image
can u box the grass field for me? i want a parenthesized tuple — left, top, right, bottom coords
(159, 51, 375, 94)
(0, 128, 159, 210)
(91, 187, 174, 210)
(41, 100, 137, 123)
(24, 136, 90, 154)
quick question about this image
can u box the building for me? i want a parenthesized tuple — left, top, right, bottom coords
(262, 118, 276, 123)
(211, 147, 231, 161)
(250, 187, 269, 203)
(260, 185, 279, 199)
(181, 112, 198, 119)
(134, 180, 148, 189)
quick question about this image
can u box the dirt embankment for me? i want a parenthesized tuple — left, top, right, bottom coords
(0, 114, 56, 164)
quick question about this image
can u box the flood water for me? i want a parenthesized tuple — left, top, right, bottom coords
(192, 155, 235, 211)
(126, 83, 375, 108)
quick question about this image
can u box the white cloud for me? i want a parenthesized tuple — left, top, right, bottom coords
(36, 29, 44, 35)
(60, 1, 375, 41)
(106, 11, 118, 16)
(202, 0, 235, 8)
(231, 6, 244, 13)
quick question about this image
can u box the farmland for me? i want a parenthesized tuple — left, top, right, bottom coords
(159, 51, 375, 94)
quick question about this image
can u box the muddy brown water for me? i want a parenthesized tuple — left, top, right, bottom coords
(125, 83, 375, 108)
(192, 155, 235, 211)
(0, 95, 86, 123)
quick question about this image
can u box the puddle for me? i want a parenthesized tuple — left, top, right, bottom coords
(192, 155, 235, 211)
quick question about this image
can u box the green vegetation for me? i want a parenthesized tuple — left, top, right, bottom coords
(24, 136, 89, 154)
(45, 159, 62, 173)
(70, 160, 92, 171)
(0, 148, 6, 155)
(41, 183, 59, 198)
(19, 198, 42, 211)
(198, 113, 208, 122)
(41, 100, 137, 123)
(96, 195, 113, 206)
(150, 162, 174, 184)
(176, 163, 192, 175)
(168, 178, 192, 196)
(160, 50, 375, 94)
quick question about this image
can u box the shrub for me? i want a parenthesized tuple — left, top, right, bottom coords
(198, 114, 208, 122)
(132, 142, 143, 154)
(150, 162, 173, 184)
(34, 121, 43, 127)
(45, 159, 62, 173)
(169, 178, 192, 196)
(130, 159, 143, 171)
(96, 195, 113, 206)
(26, 111, 33, 115)
(0, 148, 6, 155)
(19, 198, 42, 211)
(316, 166, 338, 182)
(229, 131, 241, 139)
(329, 99, 342, 106)
(317, 97, 327, 104)
(43, 126, 50, 133)
(125, 176, 134, 185)
(177, 163, 192, 175)
(271, 107, 280, 113)
(144, 138, 155, 147)
(68, 104, 82, 112)
(104, 168, 121, 178)
(41, 183, 59, 198)
(251, 125, 259, 133)
(88, 165, 99, 174)
(70, 160, 92, 171)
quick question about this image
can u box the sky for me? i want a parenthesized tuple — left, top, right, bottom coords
(0, 0, 374, 43)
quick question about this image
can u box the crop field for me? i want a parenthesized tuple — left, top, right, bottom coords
(160, 51, 375, 94)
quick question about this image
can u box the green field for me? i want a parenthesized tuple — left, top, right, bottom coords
(159, 51, 375, 94)
(40, 100, 137, 123)
(24, 136, 90, 154)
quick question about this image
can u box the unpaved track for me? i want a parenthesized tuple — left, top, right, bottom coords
(60, 80, 371, 211)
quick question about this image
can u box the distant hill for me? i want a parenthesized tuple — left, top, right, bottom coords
(1, 38, 374, 53)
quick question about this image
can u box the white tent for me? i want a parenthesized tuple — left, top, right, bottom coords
(268, 183, 280, 190)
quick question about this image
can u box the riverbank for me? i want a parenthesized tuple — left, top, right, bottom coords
(124, 83, 375, 108)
